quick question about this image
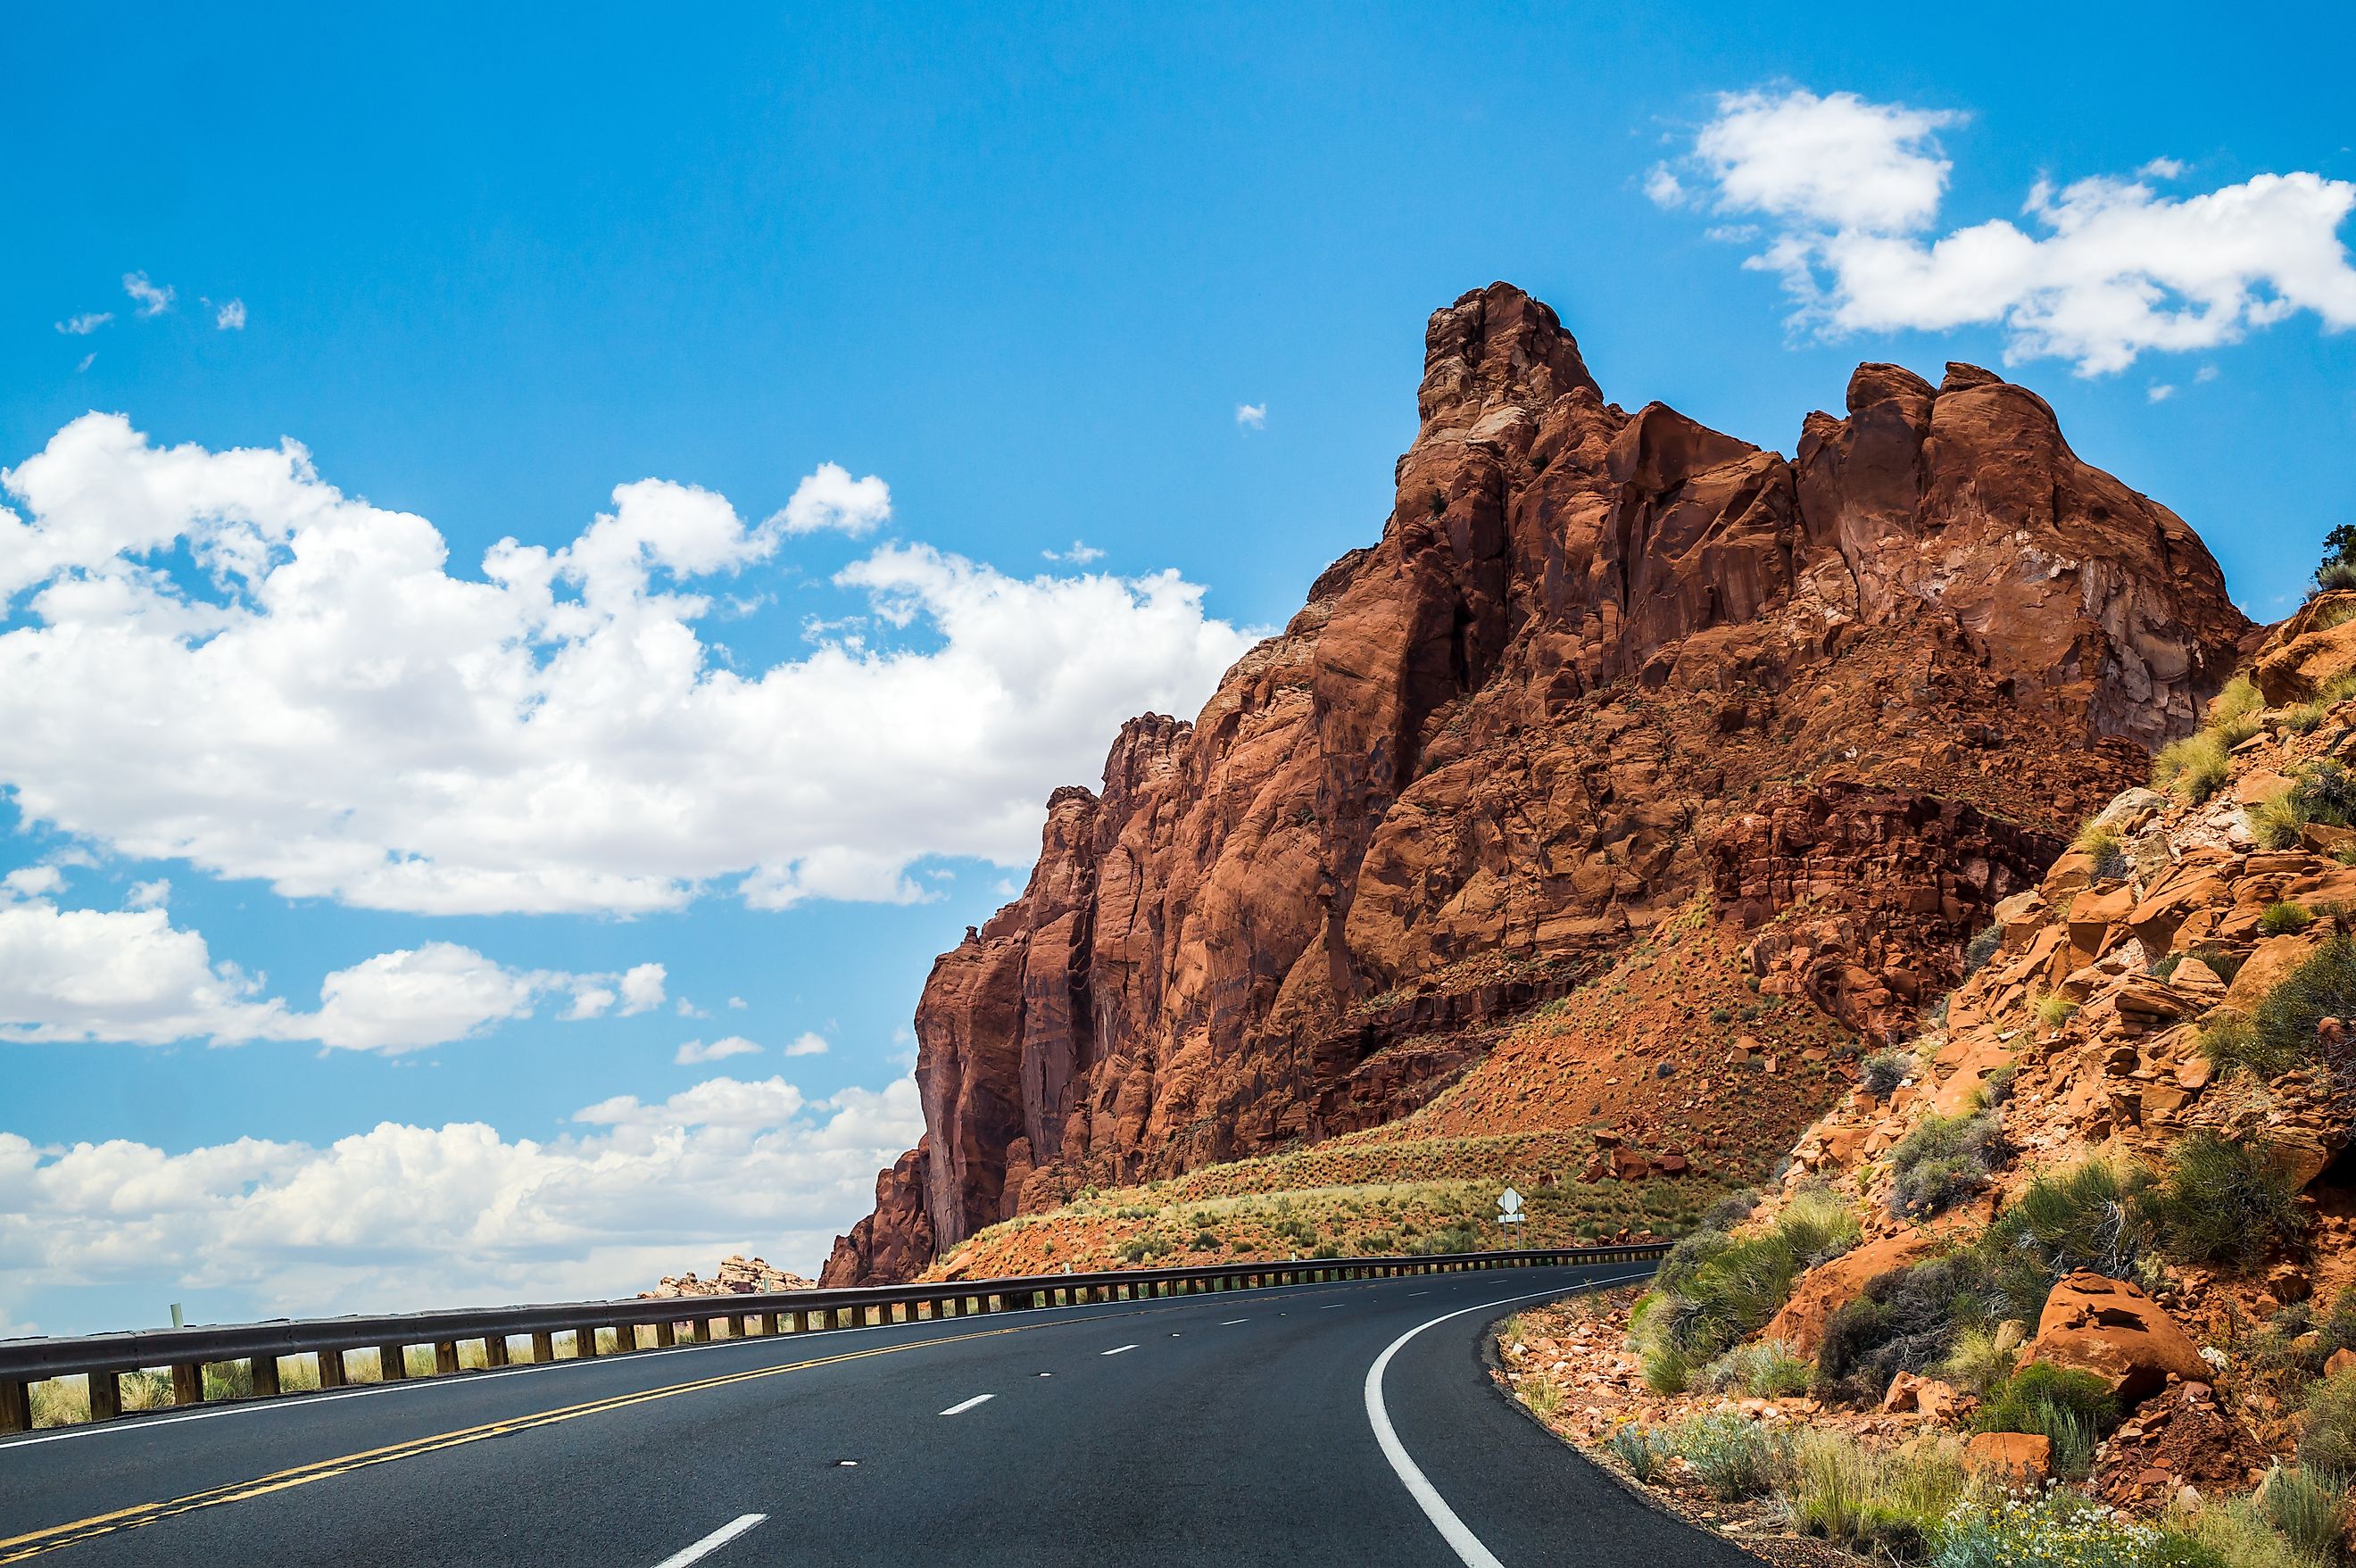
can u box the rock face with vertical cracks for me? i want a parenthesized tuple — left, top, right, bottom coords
(821, 282, 2250, 1284)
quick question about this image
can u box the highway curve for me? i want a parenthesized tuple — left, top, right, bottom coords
(0, 1261, 1754, 1567)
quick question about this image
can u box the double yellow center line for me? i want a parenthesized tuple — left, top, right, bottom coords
(1, 1321, 1033, 1563)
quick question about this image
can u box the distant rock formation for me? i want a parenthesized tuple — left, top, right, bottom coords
(642, 1254, 814, 1298)
(824, 281, 2250, 1286)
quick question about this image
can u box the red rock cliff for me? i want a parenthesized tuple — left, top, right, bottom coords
(823, 283, 2250, 1284)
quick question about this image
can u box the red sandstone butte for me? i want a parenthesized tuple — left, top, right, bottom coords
(822, 283, 2248, 1285)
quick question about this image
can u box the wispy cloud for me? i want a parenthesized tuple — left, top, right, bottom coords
(675, 1035, 761, 1065)
(54, 312, 112, 336)
(1042, 540, 1104, 564)
(121, 272, 173, 318)
(1234, 402, 1266, 431)
(213, 298, 246, 331)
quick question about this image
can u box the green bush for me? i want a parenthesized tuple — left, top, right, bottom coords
(1669, 1411, 1775, 1500)
(2236, 936, 2356, 1078)
(1638, 1192, 1859, 1366)
(2144, 1130, 2305, 1269)
(1860, 1049, 1915, 1098)
(2256, 1464, 2347, 1563)
(1781, 1429, 1977, 1560)
(1887, 1114, 2012, 1220)
(1698, 1340, 1812, 1398)
(2156, 729, 2236, 804)
(2203, 1008, 2300, 1079)
(1977, 1158, 2153, 1323)
(1937, 1321, 2027, 1396)
(2298, 1372, 2356, 1476)
(1607, 1423, 1664, 1482)
(2261, 900, 2317, 936)
(1974, 1361, 2115, 1478)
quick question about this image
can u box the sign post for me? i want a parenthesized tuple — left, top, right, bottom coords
(1497, 1187, 1524, 1249)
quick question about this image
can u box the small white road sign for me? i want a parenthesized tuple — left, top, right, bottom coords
(1497, 1187, 1523, 1224)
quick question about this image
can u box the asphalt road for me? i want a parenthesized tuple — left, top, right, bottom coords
(0, 1262, 1754, 1567)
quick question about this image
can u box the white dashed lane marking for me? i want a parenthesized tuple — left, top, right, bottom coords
(937, 1395, 995, 1416)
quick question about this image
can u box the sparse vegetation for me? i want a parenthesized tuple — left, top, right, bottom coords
(2298, 1372, 2356, 1477)
(1962, 924, 2003, 978)
(1887, 1113, 2012, 1220)
(2261, 900, 2317, 936)
(1859, 1049, 1914, 1098)
(2254, 1464, 2346, 1564)
(2144, 1129, 2305, 1269)
(1781, 1429, 1979, 1560)
(1937, 1320, 2026, 1397)
(1697, 1339, 1812, 1398)
(2035, 991, 2079, 1030)
(1668, 1409, 1775, 1499)
(1973, 1361, 2115, 1478)
(2073, 820, 2130, 881)
(2154, 676, 2263, 804)
(1637, 1191, 1859, 1378)
(1607, 1422, 1665, 1482)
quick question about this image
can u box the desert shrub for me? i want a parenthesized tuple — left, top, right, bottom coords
(1671, 1411, 1775, 1499)
(1642, 1346, 1691, 1393)
(1887, 1114, 2013, 1220)
(2319, 1287, 2356, 1359)
(2194, 944, 2249, 984)
(2285, 701, 2331, 735)
(2262, 900, 2318, 936)
(2298, 1373, 2356, 1476)
(2074, 821, 2131, 881)
(2213, 674, 2266, 729)
(1978, 1158, 2153, 1323)
(1975, 1063, 2018, 1111)
(1780, 1429, 1977, 1560)
(2204, 1008, 2300, 1079)
(1639, 1192, 1859, 1367)
(1520, 1376, 1564, 1421)
(1860, 1049, 1914, 1098)
(2168, 1496, 2317, 1568)
(1818, 1252, 2000, 1403)
(1607, 1422, 1665, 1482)
(1699, 1340, 1812, 1398)
(1937, 1320, 2027, 1396)
(1931, 1489, 2225, 1568)
(2257, 1464, 2347, 1564)
(1963, 924, 2003, 978)
(2244, 760, 2355, 849)
(1702, 1189, 1760, 1231)
(1975, 1361, 2115, 1478)
(2156, 729, 2236, 805)
(2144, 1130, 2305, 1269)
(2244, 937, 2356, 1077)
(2034, 991, 2079, 1030)
(2322, 554, 2356, 593)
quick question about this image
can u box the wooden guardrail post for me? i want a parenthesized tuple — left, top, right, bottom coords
(0, 1376, 29, 1433)
(377, 1345, 407, 1381)
(483, 1335, 509, 1368)
(318, 1349, 346, 1389)
(434, 1340, 460, 1376)
(172, 1362, 203, 1406)
(529, 1332, 554, 1365)
(572, 1327, 599, 1359)
(654, 1320, 676, 1348)
(88, 1369, 123, 1421)
(252, 1354, 283, 1398)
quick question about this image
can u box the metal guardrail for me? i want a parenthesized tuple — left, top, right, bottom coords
(0, 1242, 1666, 1433)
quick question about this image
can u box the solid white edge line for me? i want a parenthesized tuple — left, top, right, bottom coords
(1099, 1344, 1138, 1356)
(937, 1393, 995, 1416)
(649, 1512, 767, 1568)
(1363, 1269, 1651, 1568)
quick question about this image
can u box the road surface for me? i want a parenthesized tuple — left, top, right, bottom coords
(0, 1261, 1753, 1567)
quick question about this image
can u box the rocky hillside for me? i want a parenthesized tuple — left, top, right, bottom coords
(1492, 603, 2356, 1555)
(824, 281, 2249, 1287)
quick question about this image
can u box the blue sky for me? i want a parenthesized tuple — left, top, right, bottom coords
(4, 2, 2352, 1335)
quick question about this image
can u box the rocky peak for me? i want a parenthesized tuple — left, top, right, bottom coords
(1415, 282, 1601, 430)
(821, 283, 2252, 1287)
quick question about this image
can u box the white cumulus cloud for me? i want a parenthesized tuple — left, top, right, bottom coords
(0, 1076, 923, 1332)
(0, 893, 658, 1054)
(1660, 86, 2356, 373)
(214, 299, 246, 331)
(781, 1031, 829, 1058)
(0, 416, 1257, 917)
(1234, 403, 1266, 430)
(777, 461, 891, 536)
